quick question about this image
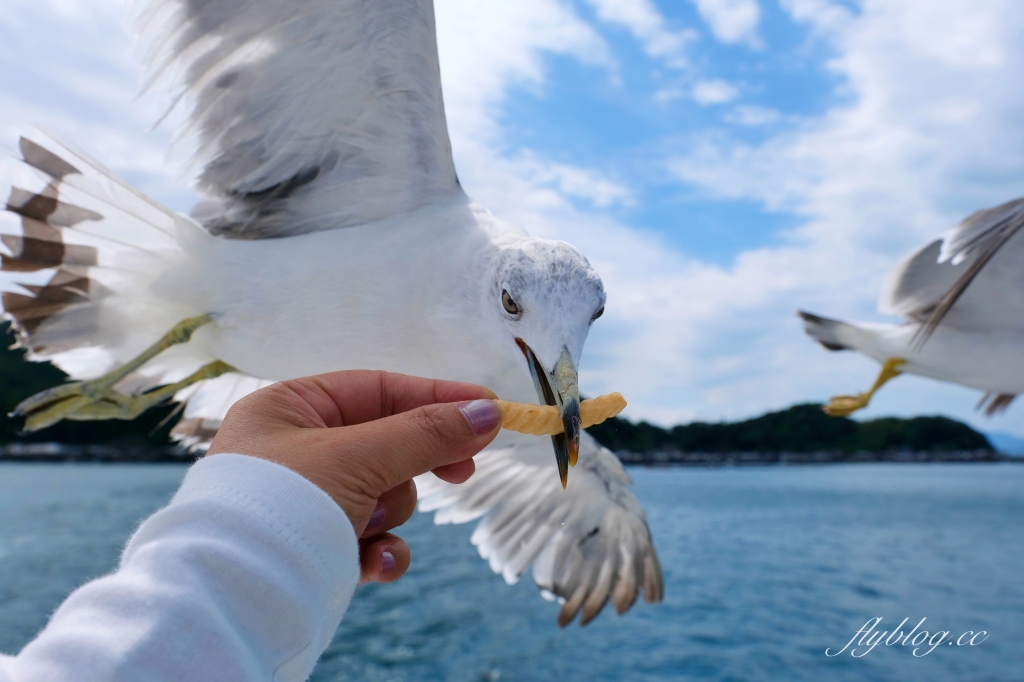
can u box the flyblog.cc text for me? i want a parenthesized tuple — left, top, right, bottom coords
(826, 617, 988, 658)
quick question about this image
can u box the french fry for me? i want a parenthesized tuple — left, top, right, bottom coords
(496, 392, 627, 436)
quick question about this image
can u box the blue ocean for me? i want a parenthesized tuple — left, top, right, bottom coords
(0, 463, 1021, 681)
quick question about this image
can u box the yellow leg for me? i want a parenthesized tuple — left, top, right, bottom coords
(823, 357, 906, 417)
(12, 315, 236, 432)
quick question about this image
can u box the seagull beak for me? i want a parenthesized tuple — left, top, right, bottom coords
(515, 339, 581, 489)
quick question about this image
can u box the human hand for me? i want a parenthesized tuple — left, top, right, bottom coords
(207, 370, 502, 585)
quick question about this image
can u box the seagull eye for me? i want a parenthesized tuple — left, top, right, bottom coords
(591, 305, 604, 321)
(502, 290, 520, 315)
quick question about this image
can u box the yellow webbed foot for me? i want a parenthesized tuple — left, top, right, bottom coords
(12, 313, 232, 433)
(823, 394, 870, 417)
(822, 357, 907, 418)
(15, 360, 235, 430)
(14, 360, 236, 432)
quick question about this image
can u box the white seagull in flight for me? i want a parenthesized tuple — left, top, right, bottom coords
(0, 0, 662, 626)
(800, 196, 1024, 417)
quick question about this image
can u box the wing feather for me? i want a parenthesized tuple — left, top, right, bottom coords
(880, 198, 1024, 344)
(939, 196, 1024, 264)
(136, 0, 460, 239)
(417, 430, 663, 627)
(880, 239, 964, 321)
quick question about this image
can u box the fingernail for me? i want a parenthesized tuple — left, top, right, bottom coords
(366, 500, 386, 532)
(381, 550, 396, 573)
(457, 399, 502, 435)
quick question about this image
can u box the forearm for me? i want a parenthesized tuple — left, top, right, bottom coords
(0, 454, 359, 682)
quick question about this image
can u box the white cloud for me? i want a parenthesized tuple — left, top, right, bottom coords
(431, 1, 636, 215)
(691, 0, 762, 47)
(778, 0, 852, 34)
(724, 104, 782, 125)
(435, 0, 611, 144)
(692, 79, 740, 105)
(583, 0, 696, 69)
(653, 0, 1024, 432)
(512, 153, 633, 209)
(653, 87, 685, 103)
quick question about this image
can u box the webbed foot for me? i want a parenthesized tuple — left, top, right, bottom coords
(11, 314, 234, 432)
(14, 361, 236, 432)
(823, 357, 906, 417)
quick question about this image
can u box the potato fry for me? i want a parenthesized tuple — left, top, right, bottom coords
(495, 392, 627, 436)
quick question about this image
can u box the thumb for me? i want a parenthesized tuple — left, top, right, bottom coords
(339, 398, 503, 499)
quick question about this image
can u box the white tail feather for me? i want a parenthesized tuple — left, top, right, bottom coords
(1, 132, 201, 358)
(1, 131, 255, 444)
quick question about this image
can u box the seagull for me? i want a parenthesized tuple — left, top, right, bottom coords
(799, 196, 1024, 417)
(0, 0, 662, 626)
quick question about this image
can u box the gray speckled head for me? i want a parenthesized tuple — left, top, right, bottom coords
(490, 237, 605, 372)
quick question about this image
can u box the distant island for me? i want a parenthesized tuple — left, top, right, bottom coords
(0, 322, 1015, 464)
(586, 404, 1007, 465)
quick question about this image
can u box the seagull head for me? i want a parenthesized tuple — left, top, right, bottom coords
(490, 238, 606, 487)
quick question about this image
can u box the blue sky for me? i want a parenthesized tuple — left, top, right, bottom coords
(490, 0, 841, 263)
(3, 0, 1024, 439)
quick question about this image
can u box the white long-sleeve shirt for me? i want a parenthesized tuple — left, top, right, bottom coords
(0, 454, 360, 682)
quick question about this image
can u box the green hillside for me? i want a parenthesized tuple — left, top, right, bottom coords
(586, 403, 992, 453)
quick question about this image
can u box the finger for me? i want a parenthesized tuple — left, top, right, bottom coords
(361, 480, 417, 538)
(286, 370, 498, 428)
(359, 533, 410, 584)
(431, 458, 475, 484)
(375, 371, 499, 417)
(333, 398, 502, 498)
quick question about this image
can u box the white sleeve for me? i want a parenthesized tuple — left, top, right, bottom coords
(0, 453, 360, 682)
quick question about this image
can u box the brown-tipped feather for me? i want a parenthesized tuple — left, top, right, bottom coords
(612, 555, 640, 615)
(976, 392, 1015, 417)
(1, 235, 64, 270)
(20, 138, 81, 180)
(558, 582, 589, 628)
(2, 140, 102, 347)
(22, 277, 91, 301)
(42, 267, 91, 290)
(15, 216, 60, 242)
(1, 293, 76, 318)
(2, 276, 92, 338)
(6, 187, 58, 223)
(2, 255, 45, 273)
(642, 550, 664, 603)
(6, 187, 103, 228)
(579, 559, 615, 626)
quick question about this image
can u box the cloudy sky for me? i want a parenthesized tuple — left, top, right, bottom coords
(3, 0, 1024, 436)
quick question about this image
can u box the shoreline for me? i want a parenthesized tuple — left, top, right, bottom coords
(1, 442, 197, 463)
(0, 443, 1017, 465)
(617, 449, 1017, 466)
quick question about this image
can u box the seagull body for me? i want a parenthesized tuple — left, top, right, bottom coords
(169, 200, 514, 388)
(800, 197, 1024, 415)
(0, 0, 662, 626)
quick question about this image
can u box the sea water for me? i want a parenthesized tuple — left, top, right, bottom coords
(0, 463, 1020, 681)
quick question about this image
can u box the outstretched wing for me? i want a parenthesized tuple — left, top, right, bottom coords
(880, 197, 1024, 344)
(137, 0, 460, 239)
(416, 430, 663, 627)
(938, 197, 1024, 264)
(879, 239, 966, 322)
